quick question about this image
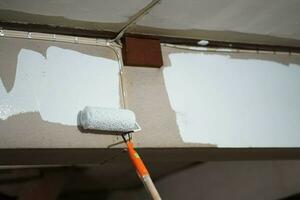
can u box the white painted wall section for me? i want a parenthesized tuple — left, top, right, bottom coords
(163, 53, 300, 147)
(0, 46, 120, 125)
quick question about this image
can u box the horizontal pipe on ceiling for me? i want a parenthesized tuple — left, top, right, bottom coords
(1, 29, 300, 56)
(2, 21, 300, 53)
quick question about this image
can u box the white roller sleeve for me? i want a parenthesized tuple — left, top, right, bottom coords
(79, 106, 136, 132)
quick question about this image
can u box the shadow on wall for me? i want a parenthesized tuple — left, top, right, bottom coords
(280, 193, 300, 200)
(0, 112, 126, 148)
(106, 161, 300, 200)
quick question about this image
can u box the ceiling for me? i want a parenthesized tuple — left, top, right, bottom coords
(0, 0, 300, 46)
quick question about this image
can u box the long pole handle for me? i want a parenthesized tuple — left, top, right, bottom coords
(141, 174, 161, 200)
(126, 141, 161, 200)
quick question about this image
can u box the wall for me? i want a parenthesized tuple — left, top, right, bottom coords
(0, 37, 300, 150)
(162, 48, 300, 147)
(106, 160, 300, 200)
(0, 46, 120, 125)
(0, 37, 191, 149)
(0, 37, 125, 148)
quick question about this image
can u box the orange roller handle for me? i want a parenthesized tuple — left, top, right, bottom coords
(126, 141, 149, 177)
(125, 140, 162, 200)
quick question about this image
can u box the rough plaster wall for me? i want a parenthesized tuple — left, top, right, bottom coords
(1, 37, 300, 149)
(123, 66, 213, 148)
(107, 161, 300, 200)
(0, 38, 197, 148)
(162, 47, 300, 148)
(163, 50, 300, 147)
(0, 38, 124, 148)
(0, 46, 120, 125)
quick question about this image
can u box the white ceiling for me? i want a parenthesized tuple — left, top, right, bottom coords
(0, 0, 300, 44)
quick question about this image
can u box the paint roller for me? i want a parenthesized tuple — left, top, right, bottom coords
(79, 106, 138, 132)
(79, 106, 161, 200)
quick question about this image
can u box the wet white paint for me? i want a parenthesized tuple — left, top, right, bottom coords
(163, 53, 300, 147)
(0, 46, 120, 125)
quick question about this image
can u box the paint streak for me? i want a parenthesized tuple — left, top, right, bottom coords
(0, 46, 120, 125)
(163, 53, 300, 147)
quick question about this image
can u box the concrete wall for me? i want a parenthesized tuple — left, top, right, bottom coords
(0, 37, 300, 150)
(163, 49, 300, 147)
(0, 37, 123, 148)
(0, 37, 189, 149)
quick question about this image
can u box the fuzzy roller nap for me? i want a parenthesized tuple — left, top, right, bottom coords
(79, 106, 137, 132)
